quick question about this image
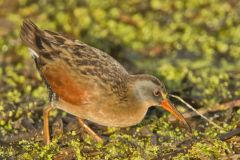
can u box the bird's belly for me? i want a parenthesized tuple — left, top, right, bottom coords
(85, 107, 148, 127)
(56, 99, 148, 127)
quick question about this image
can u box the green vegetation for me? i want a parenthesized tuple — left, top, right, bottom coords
(0, 0, 240, 159)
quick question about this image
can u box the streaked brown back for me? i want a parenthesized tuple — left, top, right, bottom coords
(20, 20, 130, 103)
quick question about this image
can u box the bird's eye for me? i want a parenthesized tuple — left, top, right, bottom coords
(153, 89, 161, 96)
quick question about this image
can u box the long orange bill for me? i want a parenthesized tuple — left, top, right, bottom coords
(161, 99, 192, 132)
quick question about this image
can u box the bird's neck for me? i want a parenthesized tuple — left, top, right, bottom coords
(127, 75, 153, 108)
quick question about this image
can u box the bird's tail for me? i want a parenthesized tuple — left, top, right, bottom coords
(20, 19, 44, 58)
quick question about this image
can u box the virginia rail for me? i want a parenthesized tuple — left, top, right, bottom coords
(20, 20, 191, 144)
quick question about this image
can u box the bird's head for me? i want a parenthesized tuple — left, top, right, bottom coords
(129, 74, 191, 131)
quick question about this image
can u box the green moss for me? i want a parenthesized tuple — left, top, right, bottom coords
(69, 139, 85, 160)
(0, 146, 15, 158)
(17, 138, 60, 159)
(0, 0, 240, 159)
(174, 139, 233, 159)
(7, 89, 21, 103)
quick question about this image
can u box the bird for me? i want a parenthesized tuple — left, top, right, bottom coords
(20, 19, 191, 145)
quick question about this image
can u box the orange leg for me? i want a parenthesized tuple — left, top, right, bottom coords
(43, 105, 54, 145)
(76, 118, 103, 143)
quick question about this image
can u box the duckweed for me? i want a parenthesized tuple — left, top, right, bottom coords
(0, 0, 240, 159)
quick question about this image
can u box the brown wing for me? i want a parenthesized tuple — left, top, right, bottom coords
(20, 20, 129, 103)
(41, 61, 92, 105)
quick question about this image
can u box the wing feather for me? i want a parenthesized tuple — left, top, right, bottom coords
(20, 20, 129, 102)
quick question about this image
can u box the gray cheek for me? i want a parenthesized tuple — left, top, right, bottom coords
(152, 96, 161, 105)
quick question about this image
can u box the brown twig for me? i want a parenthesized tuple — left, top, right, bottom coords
(219, 128, 240, 141)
